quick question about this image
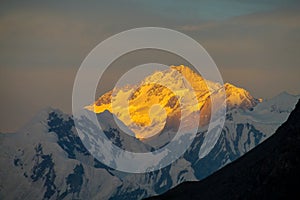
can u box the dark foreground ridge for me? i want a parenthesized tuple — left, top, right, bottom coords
(147, 99, 300, 200)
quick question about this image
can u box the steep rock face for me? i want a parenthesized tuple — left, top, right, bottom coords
(0, 63, 298, 199)
(224, 83, 259, 109)
(87, 65, 258, 138)
(0, 108, 196, 200)
(0, 109, 121, 200)
(148, 99, 300, 200)
(0, 93, 297, 200)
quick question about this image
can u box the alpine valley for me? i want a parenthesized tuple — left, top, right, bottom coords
(0, 65, 299, 200)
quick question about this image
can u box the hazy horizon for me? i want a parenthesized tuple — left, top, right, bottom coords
(1, 0, 300, 132)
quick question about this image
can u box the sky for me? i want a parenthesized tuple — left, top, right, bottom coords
(0, 0, 300, 132)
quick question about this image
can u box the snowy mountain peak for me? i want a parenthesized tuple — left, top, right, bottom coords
(170, 65, 204, 82)
(86, 65, 259, 139)
(254, 91, 300, 114)
(0, 87, 298, 200)
(275, 91, 296, 99)
(224, 83, 259, 110)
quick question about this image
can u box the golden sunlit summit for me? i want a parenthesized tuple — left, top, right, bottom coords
(86, 65, 260, 139)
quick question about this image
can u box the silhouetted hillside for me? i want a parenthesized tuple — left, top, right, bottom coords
(148, 99, 300, 200)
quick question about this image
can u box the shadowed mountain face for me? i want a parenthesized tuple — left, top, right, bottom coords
(0, 71, 298, 199)
(147, 99, 300, 200)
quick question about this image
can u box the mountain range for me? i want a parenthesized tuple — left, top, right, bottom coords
(0, 65, 299, 199)
(147, 99, 300, 200)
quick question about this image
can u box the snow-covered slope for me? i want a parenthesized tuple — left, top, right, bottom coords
(0, 109, 121, 200)
(0, 93, 298, 200)
(224, 83, 260, 109)
(250, 92, 300, 122)
(87, 65, 259, 139)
